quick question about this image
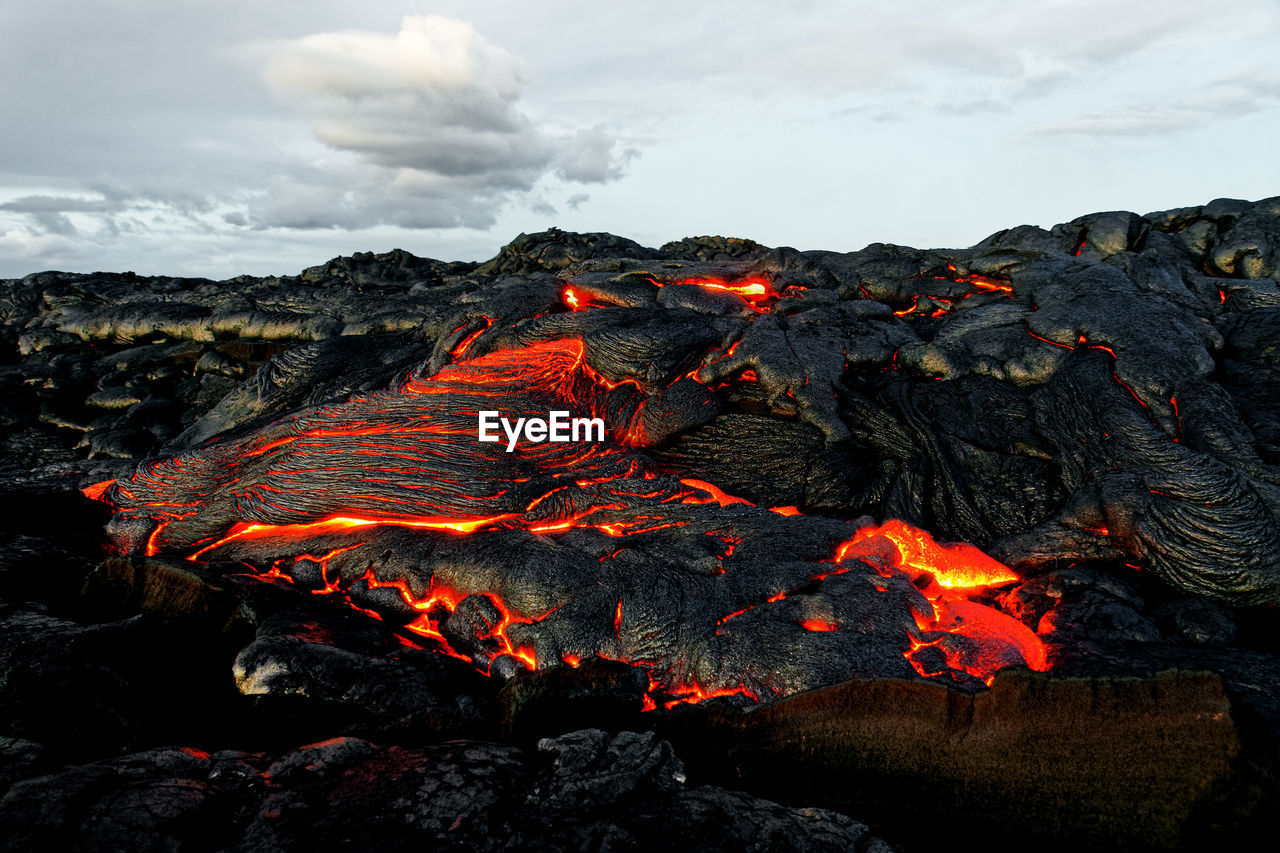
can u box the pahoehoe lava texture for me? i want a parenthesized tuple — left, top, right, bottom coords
(4, 197, 1280, 849)
(44, 195, 1275, 704)
(93, 335, 1024, 700)
(15, 202, 1280, 676)
(60, 210, 1270, 537)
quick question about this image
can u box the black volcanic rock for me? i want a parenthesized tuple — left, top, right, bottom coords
(0, 731, 888, 853)
(4, 199, 1280, 850)
(475, 228, 661, 275)
(661, 668, 1261, 852)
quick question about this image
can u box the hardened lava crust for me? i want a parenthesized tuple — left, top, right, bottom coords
(2, 197, 1280, 851)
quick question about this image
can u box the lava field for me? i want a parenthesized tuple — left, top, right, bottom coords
(3, 197, 1280, 851)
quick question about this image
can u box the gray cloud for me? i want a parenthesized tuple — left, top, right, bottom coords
(1, 8, 643, 270)
(734, 0, 1274, 123)
(256, 15, 635, 230)
(252, 165, 517, 231)
(0, 195, 118, 214)
(557, 125, 637, 183)
(1025, 73, 1280, 138)
(2, 1, 1278, 279)
(267, 16, 547, 175)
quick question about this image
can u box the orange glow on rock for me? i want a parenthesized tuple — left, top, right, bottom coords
(81, 480, 116, 502)
(834, 519, 1019, 589)
(662, 682, 759, 709)
(451, 318, 493, 358)
(307, 564, 541, 674)
(678, 479, 752, 508)
(1026, 330, 1073, 350)
(949, 274, 1014, 295)
(827, 519, 1047, 685)
(103, 330, 1051, 700)
(683, 278, 770, 305)
(628, 275, 776, 310)
(926, 598, 1048, 680)
(188, 513, 515, 559)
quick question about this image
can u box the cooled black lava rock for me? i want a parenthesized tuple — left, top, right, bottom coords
(7, 200, 1274, 605)
(4, 198, 1280, 851)
(0, 730, 890, 853)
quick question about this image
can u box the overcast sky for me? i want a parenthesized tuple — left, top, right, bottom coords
(2, 0, 1278, 278)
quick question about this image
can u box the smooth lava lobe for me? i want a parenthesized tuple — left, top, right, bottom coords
(90, 332, 1047, 705)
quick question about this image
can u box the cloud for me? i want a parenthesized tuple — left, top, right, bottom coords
(259, 15, 635, 229)
(0, 224, 78, 265)
(266, 16, 545, 176)
(0, 184, 262, 276)
(556, 125, 637, 182)
(0, 193, 126, 242)
(0, 186, 226, 245)
(3, 0, 1277, 279)
(1024, 73, 1280, 138)
(747, 0, 1277, 121)
(0, 194, 118, 214)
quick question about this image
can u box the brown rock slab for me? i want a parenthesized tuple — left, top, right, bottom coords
(79, 557, 244, 635)
(663, 668, 1259, 851)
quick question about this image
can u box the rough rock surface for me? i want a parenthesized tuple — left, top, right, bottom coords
(658, 668, 1260, 851)
(3, 202, 1280, 849)
(1, 730, 886, 853)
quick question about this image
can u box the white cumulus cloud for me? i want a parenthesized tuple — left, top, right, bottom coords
(258, 15, 634, 230)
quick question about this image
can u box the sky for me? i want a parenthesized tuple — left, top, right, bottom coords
(2, 0, 1278, 278)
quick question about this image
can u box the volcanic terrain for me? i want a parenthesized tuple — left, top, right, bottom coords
(3, 197, 1279, 851)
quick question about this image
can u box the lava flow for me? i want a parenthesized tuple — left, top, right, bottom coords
(831, 521, 1045, 684)
(88, 279, 1048, 706)
(566, 275, 778, 312)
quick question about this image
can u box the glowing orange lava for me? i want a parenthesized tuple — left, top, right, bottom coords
(81, 480, 116, 502)
(451, 318, 494, 357)
(913, 599, 1048, 683)
(97, 326, 1051, 706)
(662, 682, 759, 709)
(186, 513, 517, 561)
(826, 519, 1045, 684)
(678, 478, 752, 508)
(834, 519, 1019, 588)
(680, 278, 771, 306)
(584, 276, 778, 311)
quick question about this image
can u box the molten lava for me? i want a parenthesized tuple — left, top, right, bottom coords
(89, 289, 1050, 707)
(828, 520, 1045, 684)
(617, 275, 778, 311)
(677, 278, 771, 308)
(834, 520, 1019, 589)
